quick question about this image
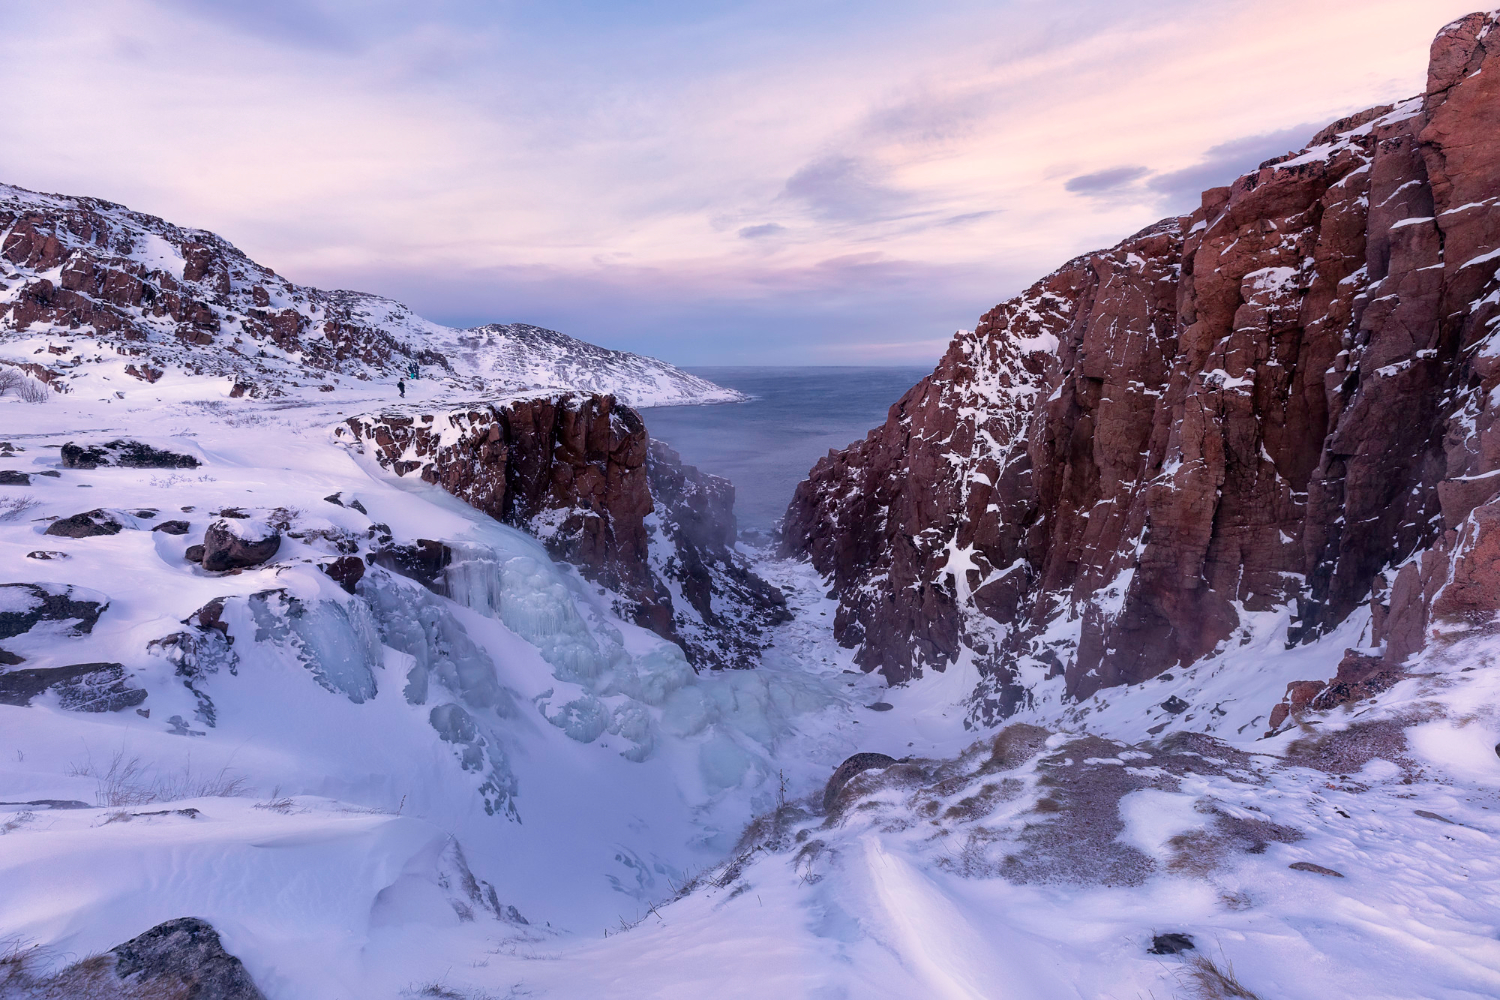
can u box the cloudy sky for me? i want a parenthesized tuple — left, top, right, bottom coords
(0, 1, 1475, 364)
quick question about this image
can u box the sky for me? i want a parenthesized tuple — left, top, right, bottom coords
(0, 1, 1479, 365)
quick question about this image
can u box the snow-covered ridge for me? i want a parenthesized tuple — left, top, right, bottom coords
(0, 182, 741, 406)
(439, 323, 745, 407)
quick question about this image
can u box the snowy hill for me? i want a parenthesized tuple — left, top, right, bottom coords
(436, 323, 743, 407)
(0, 182, 742, 406)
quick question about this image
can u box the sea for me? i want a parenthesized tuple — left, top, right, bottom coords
(638, 366, 931, 536)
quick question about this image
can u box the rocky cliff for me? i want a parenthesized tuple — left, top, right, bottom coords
(340, 395, 787, 667)
(785, 11, 1500, 725)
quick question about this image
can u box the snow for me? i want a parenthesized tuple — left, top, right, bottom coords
(0, 182, 744, 410)
(2, 313, 1499, 997)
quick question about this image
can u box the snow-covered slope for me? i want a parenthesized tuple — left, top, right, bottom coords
(436, 323, 743, 407)
(0, 338, 1499, 998)
(0, 182, 742, 406)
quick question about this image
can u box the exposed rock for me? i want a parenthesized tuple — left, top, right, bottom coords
(341, 397, 786, 666)
(784, 12, 1500, 724)
(371, 538, 452, 588)
(1268, 679, 1328, 730)
(319, 555, 366, 594)
(0, 582, 108, 638)
(0, 917, 265, 999)
(200, 518, 281, 571)
(645, 440, 791, 667)
(107, 917, 267, 999)
(0, 661, 144, 710)
(823, 752, 900, 812)
(1289, 862, 1344, 877)
(184, 543, 205, 562)
(153, 519, 191, 534)
(1149, 933, 1196, 955)
(24, 550, 67, 560)
(44, 508, 123, 537)
(61, 439, 198, 469)
(0, 470, 30, 485)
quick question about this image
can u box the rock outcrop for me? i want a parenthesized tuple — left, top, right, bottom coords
(340, 395, 786, 667)
(61, 439, 198, 469)
(785, 11, 1500, 724)
(1, 917, 268, 999)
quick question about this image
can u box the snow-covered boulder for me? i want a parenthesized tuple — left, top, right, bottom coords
(200, 518, 281, 571)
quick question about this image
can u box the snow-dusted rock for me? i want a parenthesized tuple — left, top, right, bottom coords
(200, 518, 281, 571)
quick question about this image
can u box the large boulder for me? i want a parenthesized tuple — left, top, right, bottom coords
(44, 509, 123, 537)
(200, 518, 281, 571)
(22, 917, 267, 999)
(61, 439, 199, 469)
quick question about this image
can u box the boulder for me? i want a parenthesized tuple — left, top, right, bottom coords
(823, 752, 899, 812)
(84, 917, 266, 999)
(319, 555, 366, 594)
(152, 519, 191, 535)
(44, 508, 123, 537)
(60, 439, 198, 469)
(200, 518, 281, 571)
(0, 470, 30, 485)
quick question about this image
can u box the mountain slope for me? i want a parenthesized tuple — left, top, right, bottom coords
(0, 184, 741, 406)
(785, 10, 1500, 729)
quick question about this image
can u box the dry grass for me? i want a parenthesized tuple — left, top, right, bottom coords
(0, 495, 41, 522)
(0, 370, 49, 404)
(401, 981, 530, 999)
(69, 749, 249, 808)
(1176, 953, 1263, 999)
(0, 812, 35, 836)
(253, 787, 294, 814)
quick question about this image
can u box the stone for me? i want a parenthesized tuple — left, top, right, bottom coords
(1148, 933, 1196, 955)
(200, 519, 281, 571)
(107, 917, 267, 999)
(184, 544, 205, 562)
(1289, 861, 1344, 877)
(44, 508, 123, 537)
(823, 752, 900, 812)
(60, 439, 198, 469)
(320, 555, 366, 594)
(152, 519, 191, 534)
(0, 470, 30, 485)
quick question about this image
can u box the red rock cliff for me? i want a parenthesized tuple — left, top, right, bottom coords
(340, 395, 788, 668)
(784, 10, 1500, 724)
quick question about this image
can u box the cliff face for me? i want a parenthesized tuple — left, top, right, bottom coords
(340, 395, 787, 668)
(785, 11, 1500, 724)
